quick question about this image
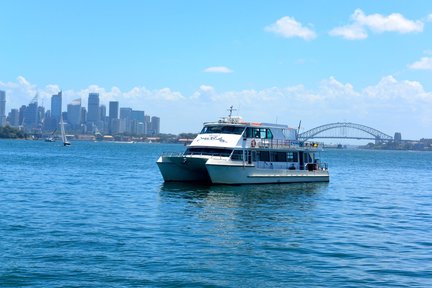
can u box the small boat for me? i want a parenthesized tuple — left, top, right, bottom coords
(45, 129, 57, 142)
(157, 107, 329, 185)
(60, 115, 71, 146)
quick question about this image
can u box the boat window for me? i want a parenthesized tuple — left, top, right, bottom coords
(184, 147, 233, 157)
(267, 129, 273, 139)
(287, 152, 298, 162)
(273, 152, 286, 162)
(258, 151, 270, 162)
(231, 150, 244, 161)
(200, 125, 244, 135)
(246, 127, 274, 139)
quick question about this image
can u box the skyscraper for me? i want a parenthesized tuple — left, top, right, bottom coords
(25, 94, 39, 129)
(87, 93, 100, 123)
(151, 116, 160, 135)
(51, 91, 62, 122)
(8, 109, 20, 127)
(0, 90, 6, 127)
(109, 101, 119, 119)
(108, 101, 119, 134)
(67, 98, 82, 129)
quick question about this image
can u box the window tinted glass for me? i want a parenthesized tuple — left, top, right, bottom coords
(200, 125, 244, 135)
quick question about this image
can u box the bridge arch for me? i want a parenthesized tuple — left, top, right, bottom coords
(298, 122, 393, 142)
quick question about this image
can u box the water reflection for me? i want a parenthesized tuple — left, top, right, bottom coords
(159, 181, 327, 208)
(158, 182, 329, 251)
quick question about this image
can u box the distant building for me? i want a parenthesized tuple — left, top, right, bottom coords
(131, 110, 145, 122)
(394, 132, 402, 143)
(150, 116, 160, 135)
(81, 107, 87, 124)
(0, 90, 6, 127)
(7, 109, 20, 127)
(19, 105, 26, 127)
(119, 107, 133, 133)
(51, 91, 62, 121)
(100, 104, 106, 119)
(50, 91, 62, 131)
(109, 101, 119, 119)
(24, 96, 39, 129)
(87, 93, 100, 124)
(67, 98, 82, 129)
(109, 101, 119, 134)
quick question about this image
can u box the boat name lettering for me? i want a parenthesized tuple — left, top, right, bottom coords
(198, 135, 227, 143)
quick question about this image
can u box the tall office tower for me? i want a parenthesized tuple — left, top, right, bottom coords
(119, 107, 133, 133)
(131, 110, 145, 135)
(0, 90, 6, 127)
(80, 107, 87, 124)
(100, 105, 106, 119)
(120, 107, 132, 119)
(87, 93, 100, 123)
(108, 101, 119, 134)
(109, 101, 119, 119)
(19, 105, 26, 126)
(51, 91, 62, 121)
(144, 115, 151, 135)
(131, 110, 145, 122)
(67, 98, 82, 129)
(8, 109, 20, 127)
(150, 116, 160, 135)
(25, 95, 39, 129)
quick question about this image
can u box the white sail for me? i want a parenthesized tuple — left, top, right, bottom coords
(60, 115, 70, 146)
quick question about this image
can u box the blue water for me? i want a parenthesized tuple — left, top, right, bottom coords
(1, 140, 431, 287)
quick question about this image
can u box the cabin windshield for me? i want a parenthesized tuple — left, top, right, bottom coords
(200, 125, 245, 135)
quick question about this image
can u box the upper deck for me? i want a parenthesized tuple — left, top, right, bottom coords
(190, 115, 309, 149)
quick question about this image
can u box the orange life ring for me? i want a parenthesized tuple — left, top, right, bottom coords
(251, 139, 256, 147)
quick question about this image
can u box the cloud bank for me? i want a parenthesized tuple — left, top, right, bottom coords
(1, 76, 431, 138)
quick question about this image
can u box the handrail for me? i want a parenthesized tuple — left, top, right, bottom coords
(248, 138, 322, 149)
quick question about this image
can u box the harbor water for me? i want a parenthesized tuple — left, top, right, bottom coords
(1, 140, 431, 287)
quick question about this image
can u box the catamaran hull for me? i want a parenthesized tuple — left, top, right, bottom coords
(157, 156, 211, 182)
(205, 159, 329, 185)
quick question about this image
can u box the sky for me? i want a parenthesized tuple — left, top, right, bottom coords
(0, 0, 431, 139)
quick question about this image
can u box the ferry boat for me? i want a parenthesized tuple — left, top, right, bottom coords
(157, 108, 329, 185)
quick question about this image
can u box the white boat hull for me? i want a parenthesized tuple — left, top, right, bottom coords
(205, 158, 329, 185)
(157, 155, 211, 182)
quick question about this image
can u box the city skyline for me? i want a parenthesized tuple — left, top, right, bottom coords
(1, 1, 432, 138)
(0, 89, 160, 136)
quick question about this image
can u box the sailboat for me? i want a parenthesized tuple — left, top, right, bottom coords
(60, 115, 71, 146)
(45, 128, 57, 142)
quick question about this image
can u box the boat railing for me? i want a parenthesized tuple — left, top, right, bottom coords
(249, 139, 323, 149)
(161, 152, 184, 157)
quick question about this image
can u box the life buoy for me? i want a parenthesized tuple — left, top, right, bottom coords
(251, 139, 256, 148)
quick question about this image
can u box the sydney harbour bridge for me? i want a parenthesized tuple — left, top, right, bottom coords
(298, 122, 393, 142)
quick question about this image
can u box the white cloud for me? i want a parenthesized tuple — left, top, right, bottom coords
(204, 66, 233, 73)
(265, 16, 316, 40)
(408, 57, 432, 70)
(329, 24, 368, 40)
(353, 9, 423, 33)
(427, 13, 432, 22)
(330, 9, 424, 40)
(192, 85, 216, 100)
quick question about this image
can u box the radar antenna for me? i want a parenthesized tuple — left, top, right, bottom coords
(227, 106, 237, 118)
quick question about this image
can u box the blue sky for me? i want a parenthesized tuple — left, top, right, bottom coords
(1, 0, 432, 139)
